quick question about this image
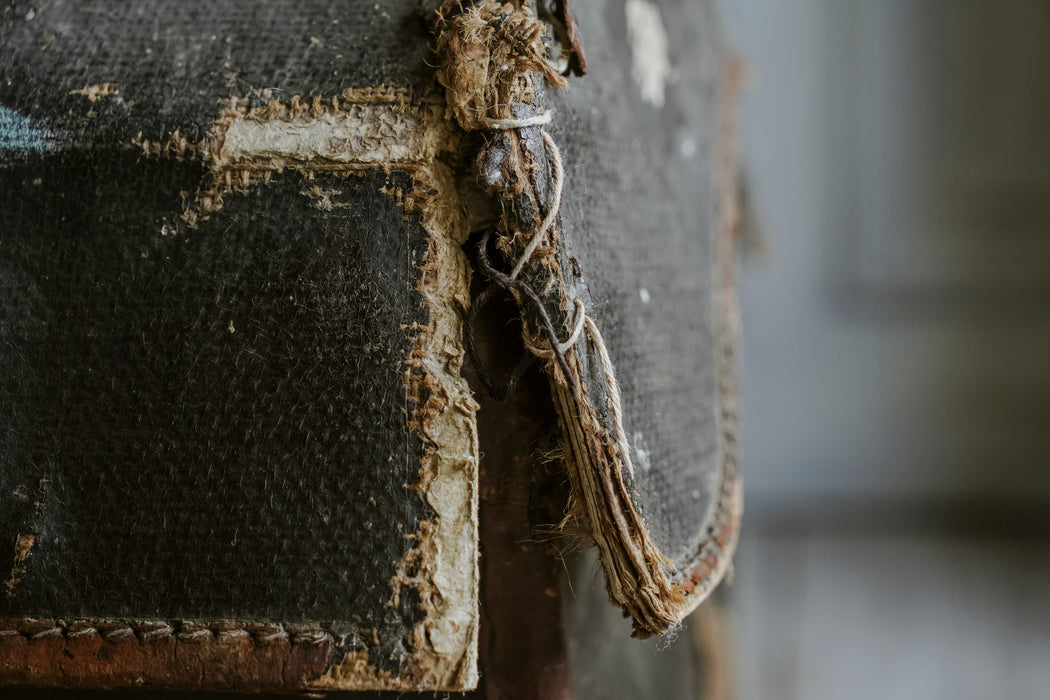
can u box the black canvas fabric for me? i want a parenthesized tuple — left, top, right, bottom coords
(0, 161, 429, 626)
(550, 0, 730, 571)
(0, 0, 432, 143)
(0, 0, 441, 678)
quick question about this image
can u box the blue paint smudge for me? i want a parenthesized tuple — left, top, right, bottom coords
(0, 105, 55, 157)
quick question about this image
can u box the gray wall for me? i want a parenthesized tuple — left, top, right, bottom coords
(723, 1, 1050, 698)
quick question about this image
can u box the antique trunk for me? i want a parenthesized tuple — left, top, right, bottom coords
(0, 0, 740, 694)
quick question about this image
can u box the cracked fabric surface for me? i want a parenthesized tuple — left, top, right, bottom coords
(1, 0, 478, 692)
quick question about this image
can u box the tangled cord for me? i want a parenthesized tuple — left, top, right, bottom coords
(466, 111, 580, 399)
(464, 112, 638, 477)
(469, 227, 580, 399)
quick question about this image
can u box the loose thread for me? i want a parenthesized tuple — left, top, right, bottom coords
(485, 112, 553, 130)
(480, 111, 638, 479)
(510, 131, 563, 281)
(475, 228, 577, 397)
(522, 297, 585, 358)
(584, 316, 636, 479)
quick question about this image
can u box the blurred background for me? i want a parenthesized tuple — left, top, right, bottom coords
(722, 0, 1050, 698)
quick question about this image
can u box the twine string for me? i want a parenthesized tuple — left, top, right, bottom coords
(485, 112, 553, 130)
(474, 227, 577, 396)
(482, 111, 638, 477)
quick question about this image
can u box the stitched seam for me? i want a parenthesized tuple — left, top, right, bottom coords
(0, 619, 333, 646)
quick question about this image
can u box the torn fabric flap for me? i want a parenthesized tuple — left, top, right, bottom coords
(434, 0, 742, 638)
